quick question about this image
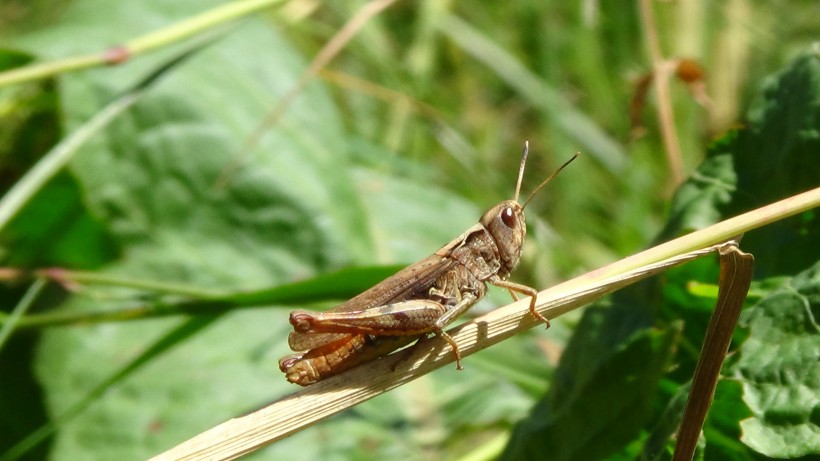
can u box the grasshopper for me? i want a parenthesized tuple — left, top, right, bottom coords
(279, 143, 577, 385)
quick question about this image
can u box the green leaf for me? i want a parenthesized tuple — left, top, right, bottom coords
(703, 380, 755, 460)
(6, 2, 363, 458)
(508, 47, 820, 461)
(499, 303, 681, 461)
(4, 2, 482, 459)
(659, 137, 739, 238)
(2, 172, 118, 268)
(641, 49, 819, 458)
(4, 315, 218, 461)
(661, 49, 820, 276)
(231, 264, 407, 305)
(0, 47, 114, 268)
(733, 261, 820, 458)
(728, 50, 820, 277)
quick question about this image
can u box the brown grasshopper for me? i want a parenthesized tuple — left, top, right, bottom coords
(279, 143, 577, 385)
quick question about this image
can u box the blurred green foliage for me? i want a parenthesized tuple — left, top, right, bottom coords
(0, 1, 817, 460)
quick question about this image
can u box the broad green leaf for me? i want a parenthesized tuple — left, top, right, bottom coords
(499, 303, 681, 461)
(639, 379, 756, 461)
(660, 50, 820, 276)
(734, 261, 820, 458)
(643, 48, 820, 459)
(0, 48, 113, 460)
(4, 2, 484, 460)
(0, 46, 113, 269)
(659, 136, 738, 238)
(704, 380, 755, 460)
(500, 47, 820, 461)
(638, 381, 693, 461)
(1, 167, 118, 268)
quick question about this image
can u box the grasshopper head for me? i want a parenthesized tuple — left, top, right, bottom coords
(479, 142, 578, 278)
(480, 199, 526, 277)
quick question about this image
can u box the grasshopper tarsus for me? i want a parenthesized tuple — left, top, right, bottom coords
(437, 330, 463, 370)
(530, 308, 552, 329)
(280, 143, 576, 385)
(524, 292, 551, 329)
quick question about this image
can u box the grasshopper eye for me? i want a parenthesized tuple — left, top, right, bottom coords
(501, 207, 516, 228)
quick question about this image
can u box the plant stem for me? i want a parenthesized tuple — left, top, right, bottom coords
(0, 0, 283, 88)
(0, 91, 141, 232)
(638, 0, 685, 186)
(45, 269, 224, 298)
(0, 278, 46, 350)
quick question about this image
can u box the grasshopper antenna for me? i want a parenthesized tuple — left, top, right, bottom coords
(513, 141, 530, 203)
(521, 152, 580, 210)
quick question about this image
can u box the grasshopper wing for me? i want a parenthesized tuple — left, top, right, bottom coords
(286, 252, 461, 351)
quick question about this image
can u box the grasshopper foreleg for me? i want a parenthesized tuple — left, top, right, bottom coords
(490, 278, 549, 328)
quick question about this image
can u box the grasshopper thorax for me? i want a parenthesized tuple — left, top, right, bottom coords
(480, 199, 526, 277)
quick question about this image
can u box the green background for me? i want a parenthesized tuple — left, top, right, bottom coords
(0, 1, 818, 460)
